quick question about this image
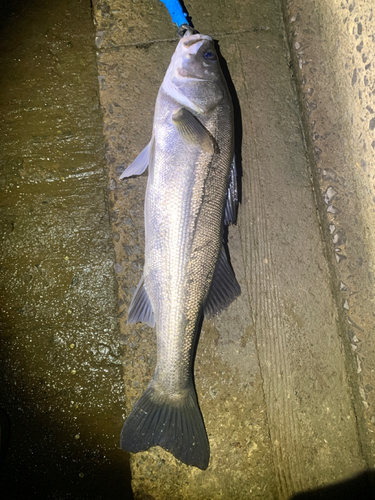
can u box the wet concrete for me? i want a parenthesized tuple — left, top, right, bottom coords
(0, 0, 132, 498)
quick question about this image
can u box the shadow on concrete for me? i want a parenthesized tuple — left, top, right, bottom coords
(0, 389, 134, 499)
(291, 470, 375, 500)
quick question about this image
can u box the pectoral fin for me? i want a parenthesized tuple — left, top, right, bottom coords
(172, 108, 215, 154)
(127, 274, 155, 328)
(119, 138, 154, 179)
(204, 247, 241, 319)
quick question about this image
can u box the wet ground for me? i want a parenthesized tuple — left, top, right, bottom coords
(1, 0, 375, 499)
(0, 0, 132, 498)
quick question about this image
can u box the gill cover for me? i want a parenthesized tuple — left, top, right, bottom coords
(162, 33, 224, 114)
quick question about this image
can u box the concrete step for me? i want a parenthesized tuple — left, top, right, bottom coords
(95, 0, 374, 498)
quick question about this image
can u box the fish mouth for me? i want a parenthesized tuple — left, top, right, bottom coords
(182, 34, 212, 47)
(181, 33, 213, 54)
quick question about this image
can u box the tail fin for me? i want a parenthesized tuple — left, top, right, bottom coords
(120, 382, 209, 470)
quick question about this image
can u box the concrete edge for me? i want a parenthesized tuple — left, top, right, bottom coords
(281, 0, 375, 467)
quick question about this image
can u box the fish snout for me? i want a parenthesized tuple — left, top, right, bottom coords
(181, 34, 213, 55)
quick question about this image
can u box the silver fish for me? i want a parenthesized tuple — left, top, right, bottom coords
(119, 31, 240, 470)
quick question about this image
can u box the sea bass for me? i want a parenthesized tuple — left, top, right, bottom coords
(119, 30, 240, 470)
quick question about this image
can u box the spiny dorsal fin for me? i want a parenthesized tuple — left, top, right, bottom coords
(224, 155, 239, 225)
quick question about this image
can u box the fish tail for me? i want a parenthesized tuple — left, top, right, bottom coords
(120, 382, 209, 470)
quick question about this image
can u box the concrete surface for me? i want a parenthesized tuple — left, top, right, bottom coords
(282, 0, 375, 469)
(1, 0, 374, 498)
(93, 0, 373, 498)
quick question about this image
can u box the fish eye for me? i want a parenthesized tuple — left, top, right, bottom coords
(203, 51, 216, 60)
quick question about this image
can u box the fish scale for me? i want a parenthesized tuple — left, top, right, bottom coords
(119, 31, 240, 469)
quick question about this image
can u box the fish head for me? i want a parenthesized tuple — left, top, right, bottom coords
(162, 33, 226, 114)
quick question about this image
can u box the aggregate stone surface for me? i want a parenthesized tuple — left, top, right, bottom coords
(93, 0, 371, 497)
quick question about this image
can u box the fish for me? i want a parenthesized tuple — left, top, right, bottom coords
(119, 29, 240, 470)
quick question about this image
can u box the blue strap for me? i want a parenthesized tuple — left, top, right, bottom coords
(159, 0, 189, 27)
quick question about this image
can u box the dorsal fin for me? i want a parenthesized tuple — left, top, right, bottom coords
(224, 155, 238, 225)
(204, 247, 241, 319)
